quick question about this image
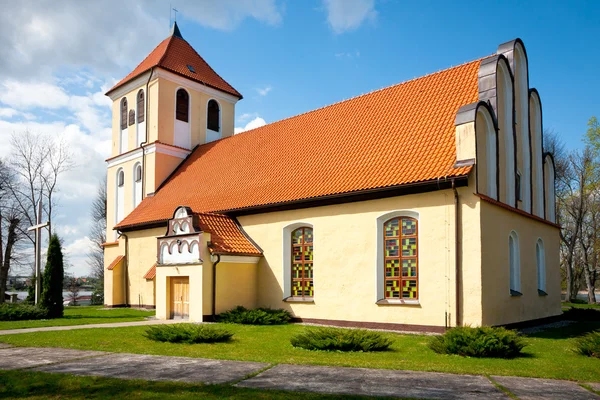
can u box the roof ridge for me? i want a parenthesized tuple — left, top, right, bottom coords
(208, 55, 491, 144)
(157, 35, 176, 66)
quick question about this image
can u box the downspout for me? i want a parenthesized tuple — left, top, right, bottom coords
(451, 179, 461, 327)
(211, 253, 221, 320)
(117, 231, 129, 307)
(140, 67, 154, 199)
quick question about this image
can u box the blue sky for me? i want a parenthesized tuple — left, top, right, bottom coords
(0, 0, 597, 275)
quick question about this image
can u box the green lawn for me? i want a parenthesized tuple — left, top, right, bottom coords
(0, 307, 155, 330)
(563, 302, 600, 310)
(0, 370, 384, 400)
(1, 321, 599, 382)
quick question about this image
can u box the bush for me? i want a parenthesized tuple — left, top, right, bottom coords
(290, 327, 393, 352)
(563, 307, 600, 321)
(144, 324, 233, 344)
(0, 303, 49, 321)
(40, 234, 64, 318)
(575, 331, 600, 358)
(217, 306, 292, 325)
(429, 326, 526, 358)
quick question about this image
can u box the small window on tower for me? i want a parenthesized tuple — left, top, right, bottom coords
(135, 165, 142, 182)
(207, 99, 220, 131)
(128, 109, 135, 126)
(117, 170, 125, 187)
(516, 171, 522, 201)
(176, 89, 189, 122)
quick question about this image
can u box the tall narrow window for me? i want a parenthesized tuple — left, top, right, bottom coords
(291, 227, 313, 298)
(384, 217, 418, 299)
(128, 109, 135, 126)
(116, 168, 125, 228)
(207, 99, 220, 132)
(509, 231, 521, 295)
(117, 170, 125, 187)
(133, 163, 142, 207)
(137, 90, 145, 123)
(516, 171, 522, 201)
(120, 98, 127, 130)
(536, 239, 546, 295)
(176, 89, 189, 122)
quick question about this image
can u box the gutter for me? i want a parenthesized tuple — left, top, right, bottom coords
(211, 252, 221, 320)
(451, 179, 461, 327)
(140, 67, 154, 200)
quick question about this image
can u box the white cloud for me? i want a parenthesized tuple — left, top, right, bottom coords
(235, 116, 267, 134)
(237, 112, 259, 123)
(335, 50, 361, 59)
(0, 108, 19, 118)
(323, 0, 377, 34)
(0, 80, 70, 109)
(256, 86, 272, 96)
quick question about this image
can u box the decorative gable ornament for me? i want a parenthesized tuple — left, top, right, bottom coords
(157, 206, 202, 265)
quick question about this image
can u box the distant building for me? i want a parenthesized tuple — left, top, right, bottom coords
(103, 23, 559, 331)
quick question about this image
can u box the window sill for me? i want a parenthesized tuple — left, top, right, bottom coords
(538, 289, 548, 296)
(510, 290, 523, 297)
(376, 299, 420, 306)
(283, 297, 314, 303)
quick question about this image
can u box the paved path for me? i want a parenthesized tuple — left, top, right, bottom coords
(0, 345, 597, 399)
(0, 318, 183, 336)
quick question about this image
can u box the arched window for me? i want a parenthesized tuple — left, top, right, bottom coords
(291, 227, 314, 298)
(117, 169, 125, 187)
(536, 239, 546, 295)
(509, 231, 521, 295)
(128, 109, 135, 126)
(120, 98, 128, 130)
(176, 89, 189, 122)
(383, 217, 418, 299)
(137, 90, 145, 123)
(207, 99, 220, 132)
(133, 163, 142, 207)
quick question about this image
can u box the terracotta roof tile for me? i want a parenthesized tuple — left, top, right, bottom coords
(107, 33, 241, 99)
(143, 264, 156, 280)
(198, 213, 261, 256)
(116, 58, 482, 230)
(107, 255, 124, 271)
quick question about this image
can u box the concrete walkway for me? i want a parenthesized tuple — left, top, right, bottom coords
(0, 318, 183, 336)
(0, 345, 598, 399)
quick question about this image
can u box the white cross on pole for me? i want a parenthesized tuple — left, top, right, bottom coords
(27, 200, 49, 305)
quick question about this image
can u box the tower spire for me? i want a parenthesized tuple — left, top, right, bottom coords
(171, 20, 183, 39)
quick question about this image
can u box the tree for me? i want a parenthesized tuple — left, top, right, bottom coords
(88, 179, 106, 305)
(40, 234, 64, 318)
(66, 276, 81, 306)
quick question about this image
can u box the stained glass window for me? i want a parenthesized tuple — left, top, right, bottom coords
(384, 217, 418, 299)
(291, 227, 314, 298)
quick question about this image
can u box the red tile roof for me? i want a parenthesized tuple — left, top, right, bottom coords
(107, 255, 124, 271)
(198, 213, 261, 256)
(116, 58, 482, 230)
(143, 264, 156, 280)
(107, 28, 241, 99)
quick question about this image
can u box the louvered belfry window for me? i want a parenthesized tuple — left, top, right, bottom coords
(137, 90, 145, 123)
(128, 110, 135, 126)
(207, 99, 220, 131)
(176, 89, 189, 122)
(120, 98, 128, 130)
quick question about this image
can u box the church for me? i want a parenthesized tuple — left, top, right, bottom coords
(103, 22, 560, 332)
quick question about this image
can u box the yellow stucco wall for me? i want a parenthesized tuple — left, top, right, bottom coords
(103, 242, 124, 306)
(124, 227, 165, 307)
(215, 262, 258, 313)
(237, 186, 481, 328)
(479, 201, 561, 325)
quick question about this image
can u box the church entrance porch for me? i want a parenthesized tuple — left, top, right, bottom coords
(170, 277, 189, 319)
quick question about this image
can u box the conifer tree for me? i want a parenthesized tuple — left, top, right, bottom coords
(40, 234, 64, 318)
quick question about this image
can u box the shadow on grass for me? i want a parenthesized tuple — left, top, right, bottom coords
(0, 370, 377, 400)
(524, 321, 600, 340)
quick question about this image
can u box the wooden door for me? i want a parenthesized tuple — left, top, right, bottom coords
(170, 277, 190, 319)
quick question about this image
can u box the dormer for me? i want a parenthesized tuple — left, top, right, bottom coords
(105, 22, 242, 157)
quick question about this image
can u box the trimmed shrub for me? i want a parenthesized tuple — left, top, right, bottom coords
(429, 326, 526, 358)
(290, 327, 393, 352)
(563, 307, 600, 322)
(0, 303, 49, 321)
(217, 306, 292, 325)
(575, 331, 600, 358)
(40, 234, 64, 318)
(144, 324, 233, 344)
